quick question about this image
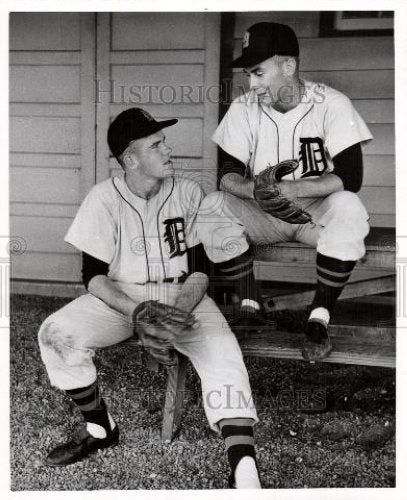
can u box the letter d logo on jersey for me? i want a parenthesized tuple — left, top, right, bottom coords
(298, 137, 328, 178)
(163, 218, 187, 258)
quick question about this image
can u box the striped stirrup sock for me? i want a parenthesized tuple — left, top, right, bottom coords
(219, 418, 260, 488)
(66, 380, 111, 435)
(217, 248, 260, 311)
(312, 253, 356, 313)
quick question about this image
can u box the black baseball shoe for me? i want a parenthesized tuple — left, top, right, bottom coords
(230, 307, 272, 338)
(302, 319, 332, 362)
(45, 425, 120, 466)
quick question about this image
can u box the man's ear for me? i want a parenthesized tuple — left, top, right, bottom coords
(283, 57, 297, 77)
(123, 150, 139, 170)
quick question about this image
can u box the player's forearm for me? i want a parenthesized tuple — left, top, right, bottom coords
(87, 275, 136, 317)
(220, 173, 255, 199)
(282, 173, 344, 199)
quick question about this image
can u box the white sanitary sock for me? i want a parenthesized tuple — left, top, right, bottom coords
(241, 299, 260, 312)
(235, 456, 261, 489)
(86, 412, 116, 439)
(309, 307, 330, 326)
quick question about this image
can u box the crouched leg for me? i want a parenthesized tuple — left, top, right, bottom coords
(37, 294, 132, 465)
(38, 293, 133, 390)
(173, 295, 261, 488)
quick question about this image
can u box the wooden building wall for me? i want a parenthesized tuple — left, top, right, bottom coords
(10, 13, 96, 283)
(97, 13, 220, 190)
(10, 11, 394, 290)
(10, 12, 220, 287)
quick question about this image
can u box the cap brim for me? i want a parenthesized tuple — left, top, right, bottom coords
(155, 118, 178, 131)
(231, 51, 274, 68)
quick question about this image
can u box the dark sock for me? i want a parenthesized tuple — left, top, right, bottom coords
(219, 418, 256, 485)
(66, 380, 111, 434)
(312, 253, 356, 313)
(217, 248, 260, 311)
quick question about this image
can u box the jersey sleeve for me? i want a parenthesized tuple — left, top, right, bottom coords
(180, 180, 205, 248)
(212, 95, 253, 165)
(64, 184, 117, 264)
(324, 93, 373, 158)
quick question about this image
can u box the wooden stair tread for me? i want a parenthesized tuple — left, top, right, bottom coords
(254, 227, 395, 270)
(238, 329, 395, 368)
(263, 275, 395, 311)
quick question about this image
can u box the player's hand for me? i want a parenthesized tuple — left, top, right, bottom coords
(253, 160, 312, 224)
(132, 300, 196, 341)
(141, 334, 177, 366)
(277, 180, 299, 201)
(132, 300, 195, 365)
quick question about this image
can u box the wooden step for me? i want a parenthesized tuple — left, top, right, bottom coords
(254, 227, 395, 271)
(238, 326, 395, 368)
(264, 275, 395, 311)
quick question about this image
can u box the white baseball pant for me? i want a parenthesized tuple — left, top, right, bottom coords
(196, 190, 370, 263)
(38, 282, 258, 431)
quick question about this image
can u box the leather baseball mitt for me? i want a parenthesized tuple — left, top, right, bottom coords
(131, 300, 196, 365)
(253, 160, 312, 224)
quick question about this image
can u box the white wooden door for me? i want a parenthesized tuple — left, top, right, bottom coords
(10, 12, 221, 285)
(10, 13, 96, 282)
(94, 12, 220, 193)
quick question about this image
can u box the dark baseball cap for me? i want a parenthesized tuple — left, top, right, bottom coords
(232, 22, 299, 68)
(107, 108, 178, 158)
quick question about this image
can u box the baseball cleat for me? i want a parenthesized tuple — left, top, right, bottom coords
(45, 425, 119, 466)
(302, 319, 332, 362)
(230, 312, 269, 337)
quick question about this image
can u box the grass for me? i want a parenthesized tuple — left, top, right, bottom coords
(10, 294, 395, 490)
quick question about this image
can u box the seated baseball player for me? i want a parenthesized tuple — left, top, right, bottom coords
(196, 22, 371, 361)
(37, 108, 261, 489)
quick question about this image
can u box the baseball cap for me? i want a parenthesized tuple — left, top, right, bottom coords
(232, 22, 299, 68)
(107, 108, 178, 158)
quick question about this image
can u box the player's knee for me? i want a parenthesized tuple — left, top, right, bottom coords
(327, 190, 370, 237)
(199, 191, 228, 217)
(329, 191, 368, 218)
(38, 315, 72, 358)
(329, 190, 359, 206)
(39, 317, 59, 348)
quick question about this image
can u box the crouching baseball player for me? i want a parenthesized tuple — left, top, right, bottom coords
(38, 108, 261, 489)
(197, 22, 371, 361)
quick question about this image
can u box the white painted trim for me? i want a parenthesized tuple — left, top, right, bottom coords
(95, 13, 112, 183)
(80, 13, 97, 201)
(202, 13, 221, 193)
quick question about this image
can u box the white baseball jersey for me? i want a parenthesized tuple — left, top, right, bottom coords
(213, 80, 373, 180)
(65, 174, 203, 284)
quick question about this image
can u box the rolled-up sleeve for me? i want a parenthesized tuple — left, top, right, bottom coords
(212, 96, 252, 165)
(65, 185, 117, 264)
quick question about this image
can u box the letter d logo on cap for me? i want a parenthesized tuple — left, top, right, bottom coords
(242, 31, 250, 48)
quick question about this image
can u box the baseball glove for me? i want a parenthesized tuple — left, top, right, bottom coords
(132, 300, 196, 365)
(253, 160, 312, 224)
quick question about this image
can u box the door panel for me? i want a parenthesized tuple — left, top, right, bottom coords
(95, 12, 220, 195)
(10, 13, 96, 282)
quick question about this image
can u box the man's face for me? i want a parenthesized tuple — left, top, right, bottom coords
(244, 56, 288, 105)
(125, 130, 174, 179)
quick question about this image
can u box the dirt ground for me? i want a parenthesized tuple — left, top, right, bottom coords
(10, 294, 395, 490)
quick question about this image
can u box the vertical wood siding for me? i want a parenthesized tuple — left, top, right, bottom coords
(10, 13, 96, 282)
(96, 13, 220, 194)
(10, 12, 221, 284)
